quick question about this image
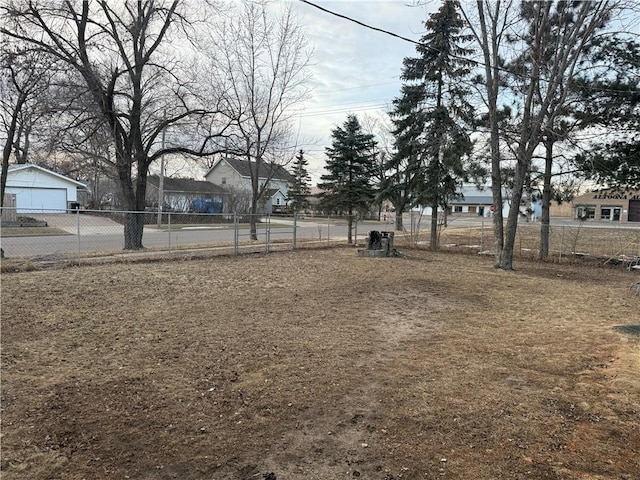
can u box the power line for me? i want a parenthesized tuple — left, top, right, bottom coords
(312, 80, 401, 95)
(298, 0, 424, 47)
(298, 0, 640, 95)
(299, 103, 389, 118)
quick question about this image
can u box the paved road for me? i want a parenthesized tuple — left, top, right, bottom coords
(0, 214, 396, 259)
(2, 212, 637, 260)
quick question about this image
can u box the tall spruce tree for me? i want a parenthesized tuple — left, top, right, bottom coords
(319, 114, 377, 244)
(388, 0, 475, 251)
(288, 149, 312, 213)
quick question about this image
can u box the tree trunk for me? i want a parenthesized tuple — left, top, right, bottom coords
(539, 139, 553, 260)
(250, 195, 259, 240)
(1, 135, 12, 210)
(118, 158, 147, 250)
(1, 95, 25, 209)
(395, 209, 403, 231)
(347, 209, 353, 244)
(2, 94, 28, 259)
(472, 1, 504, 267)
(430, 203, 438, 251)
(123, 212, 144, 250)
(499, 151, 528, 270)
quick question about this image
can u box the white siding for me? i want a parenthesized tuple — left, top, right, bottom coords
(6, 165, 83, 213)
(205, 160, 247, 190)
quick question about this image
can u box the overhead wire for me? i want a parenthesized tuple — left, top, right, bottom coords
(298, 0, 640, 95)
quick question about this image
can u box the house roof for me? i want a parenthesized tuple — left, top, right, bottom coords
(7, 163, 88, 189)
(265, 188, 285, 198)
(147, 175, 227, 195)
(448, 185, 512, 204)
(449, 195, 493, 205)
(207, 157, 296, 183)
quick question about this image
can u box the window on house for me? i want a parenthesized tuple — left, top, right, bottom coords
(276, 198, 280, 205)
(221, 177, 226, 185)
(600, 207, 611, 220)
(454, 206, 463, 213)
(468, 206, 477, 214)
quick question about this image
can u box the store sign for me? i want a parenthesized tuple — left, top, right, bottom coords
(593, 193, 627, 200)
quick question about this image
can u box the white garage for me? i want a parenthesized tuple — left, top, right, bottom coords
(5, 164, 87, 213)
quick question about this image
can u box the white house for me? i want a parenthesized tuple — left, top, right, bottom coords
(267, 188, 288, 214)
(4, 164, 87, 213)
(205, 157, 294, 195)
(422, 185, 542, 219)
(205, 157, 295, 213)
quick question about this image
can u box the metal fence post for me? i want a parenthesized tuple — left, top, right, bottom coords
(234, 212, 239, 256)
(168, 212, 171, 254)
(76, 208, 81, 265)
(293, 213, 297, 250)
(265, 214, 271, 253)
(354, 215, 358, 246)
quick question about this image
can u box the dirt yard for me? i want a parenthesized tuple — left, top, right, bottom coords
(1, 248, 639, 480)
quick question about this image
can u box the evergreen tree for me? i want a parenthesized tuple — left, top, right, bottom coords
(388, 0, 475, 250)
(572, 36, 640, 189)
(319, 114, 377, 244)
(288, 149, 312, 213)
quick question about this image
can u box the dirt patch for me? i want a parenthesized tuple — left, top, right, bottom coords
(1, 249, 639, 479)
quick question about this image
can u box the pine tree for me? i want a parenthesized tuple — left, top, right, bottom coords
(388, 0, 476, 250)
(572, 36, 640, 189)
(288, 149, 312, 213)
(318, 114, 377, 244)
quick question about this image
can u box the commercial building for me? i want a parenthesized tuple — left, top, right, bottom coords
(572, 188, 640, 223)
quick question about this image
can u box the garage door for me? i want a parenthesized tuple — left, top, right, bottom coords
(6, 187, 68, 213)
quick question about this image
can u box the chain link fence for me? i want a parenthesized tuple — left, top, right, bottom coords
(1, 208, 639, 269)
(404, 212, 640, 267)
(0, 208, 399, 267)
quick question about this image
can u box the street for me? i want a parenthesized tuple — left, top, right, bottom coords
(0, 214, 398, 259)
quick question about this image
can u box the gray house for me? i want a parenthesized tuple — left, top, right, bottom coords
(205, 157, 295, 213)
(147, 176, 227, 212)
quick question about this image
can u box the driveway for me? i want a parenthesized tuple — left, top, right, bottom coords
(29, 213, 125, 235)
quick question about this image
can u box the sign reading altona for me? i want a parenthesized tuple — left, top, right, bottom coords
(592, 193, 640, 200)
(593, 193, 627, 200)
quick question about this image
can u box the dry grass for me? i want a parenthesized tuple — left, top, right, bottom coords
(1, 248, 639, 480)
(1, 226, 70, 237)
(436, 223, 640, 261)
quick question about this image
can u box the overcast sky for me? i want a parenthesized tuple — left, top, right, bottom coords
(286, 1, 440, 184)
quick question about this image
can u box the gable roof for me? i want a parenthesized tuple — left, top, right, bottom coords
(7, 163, 88, 189)
(207, 157, 295, 183)
(147, 175, 227, 195)
(265, 188, 285, 198)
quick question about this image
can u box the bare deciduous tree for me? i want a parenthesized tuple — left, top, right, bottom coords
(1, 0, 235, 249)
(461, 0, 621, 270)
(0, 45, 53, 210)
(206, 0, 311, 239)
